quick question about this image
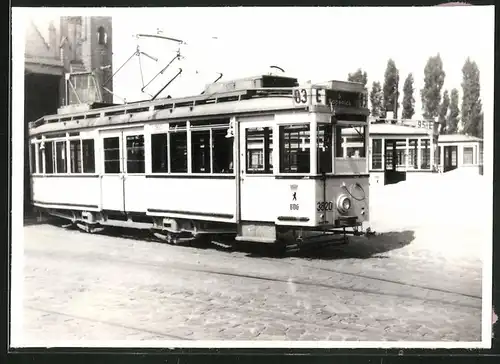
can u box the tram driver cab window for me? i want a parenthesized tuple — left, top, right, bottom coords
(279, 124, 310, 174)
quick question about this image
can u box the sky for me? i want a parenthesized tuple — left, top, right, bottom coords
(22, 6, 495, 122)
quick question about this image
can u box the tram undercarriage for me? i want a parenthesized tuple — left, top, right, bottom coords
(35, 207, 375, 255)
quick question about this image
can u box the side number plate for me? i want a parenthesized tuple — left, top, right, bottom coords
(317, 201, 333, 212)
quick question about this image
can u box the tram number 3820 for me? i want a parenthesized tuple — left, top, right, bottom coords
(317, 201, 334, 211)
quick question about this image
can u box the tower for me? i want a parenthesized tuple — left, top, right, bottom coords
(60, 16, 113, 105)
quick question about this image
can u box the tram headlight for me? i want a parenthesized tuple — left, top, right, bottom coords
(337, 195, 351, 213)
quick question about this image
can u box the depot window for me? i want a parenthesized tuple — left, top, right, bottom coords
(126, 135, 145, 174)
(317, 124, 332, 173)
(408, 139, 418, 169)
(170, 130, 188, 173)
(191, 130, 211, 173)
(371, 138, 382, 170)
(279, 124, 310, 173)
(463, 147, 474, 165)
(421, 139, 431, 169)
(246, 127, 273, 174)
(151, 133, 169, 173)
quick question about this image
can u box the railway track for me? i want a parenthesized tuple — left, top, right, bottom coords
(26, 246, 481, 310)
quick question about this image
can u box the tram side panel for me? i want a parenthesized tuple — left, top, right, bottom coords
(32, 175, 101, 211)
(145, 176, 237, 222)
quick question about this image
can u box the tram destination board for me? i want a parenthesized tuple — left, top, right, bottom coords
(292, 88, 364, 108)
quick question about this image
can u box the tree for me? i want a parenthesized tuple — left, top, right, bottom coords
(369, 81, 384, 117)
(348, 68, 368, 106)
(446, 88, 460, 134)
(347, 68, 368, 87)
(438, 90, 450, 133)
(382, 59, 400, 116)
(401, 73, 415, 119)
(420, 53, 446, 120)
(461, 58, 484, 138)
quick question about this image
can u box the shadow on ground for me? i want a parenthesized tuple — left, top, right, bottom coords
(25, 216, 415, 261)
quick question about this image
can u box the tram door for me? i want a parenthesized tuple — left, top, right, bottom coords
(238, 121, 276, 223)
(100, 128, 146, 214)
(443, 146, 458, 172)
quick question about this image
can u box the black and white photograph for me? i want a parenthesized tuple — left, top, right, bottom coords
(11, 4, 494, 348)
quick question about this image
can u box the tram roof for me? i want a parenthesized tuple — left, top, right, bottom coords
(28, 74, 369, 135)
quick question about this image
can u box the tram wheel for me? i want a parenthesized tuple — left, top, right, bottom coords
(76, 222, 104, 234)
(152, 231, 181, 245)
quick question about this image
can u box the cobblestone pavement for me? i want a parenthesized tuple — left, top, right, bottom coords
(19, 222, 482, 345)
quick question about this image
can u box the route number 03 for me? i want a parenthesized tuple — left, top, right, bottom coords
(293, 89, 308, 104)
(294, 88, 323, 105)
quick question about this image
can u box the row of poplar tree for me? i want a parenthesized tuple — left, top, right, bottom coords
(347, 54, 484, 139)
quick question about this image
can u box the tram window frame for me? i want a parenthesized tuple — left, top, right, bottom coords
(126, 135, 145, 174)
(279, 124, 310, 174)
(82, 139, 95, 173)
(191, 129, 211, 173)
(151, 133, 169, 173)
(30, 143, 36, 174)
(44, 141, 54, 174)
(103, 137, 121, 174)
(55, 140, 68, 174)
(246, 127, 273, 174)
(70, 140, 82, 173)
(37, 142, 43, 174)
(336, 124, 366, 159)
(317, 124, 332, 174)
(371, 138, 383, 170)
(212, 127, 233, 174)
(170, 130, 188, 173)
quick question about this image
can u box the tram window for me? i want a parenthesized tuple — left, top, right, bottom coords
(104, 137, 120, 173)
(126, 135, 145, 174)
(70, 140, 82, 173)
(191, 130, 211, 173)
(151, 133, 168, 173)
(317, 124, 332, 173)
(212, 128, 233, 174)
(37, 143, 43, 174)
(463, 147, 474, 165)
(170, 131, 188, 173)
(421, 139, 430, 169)
(82, 139, 95, 173)
(246, 127, 273, 174)
(409, 139, 418, 169)
(30, 144, 36, 174)
(371, 139, 382, 169)
(279, 124, 310, 173)
(44, 141, 54, 174)
(55, 141, 67, 174)
(335, 125, 366, 158)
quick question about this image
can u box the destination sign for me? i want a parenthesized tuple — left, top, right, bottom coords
(292, 87, 364, 109)
(326, 90, 364, 108)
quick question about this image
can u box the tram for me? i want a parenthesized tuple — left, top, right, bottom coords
(28, 74, 372, 251)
